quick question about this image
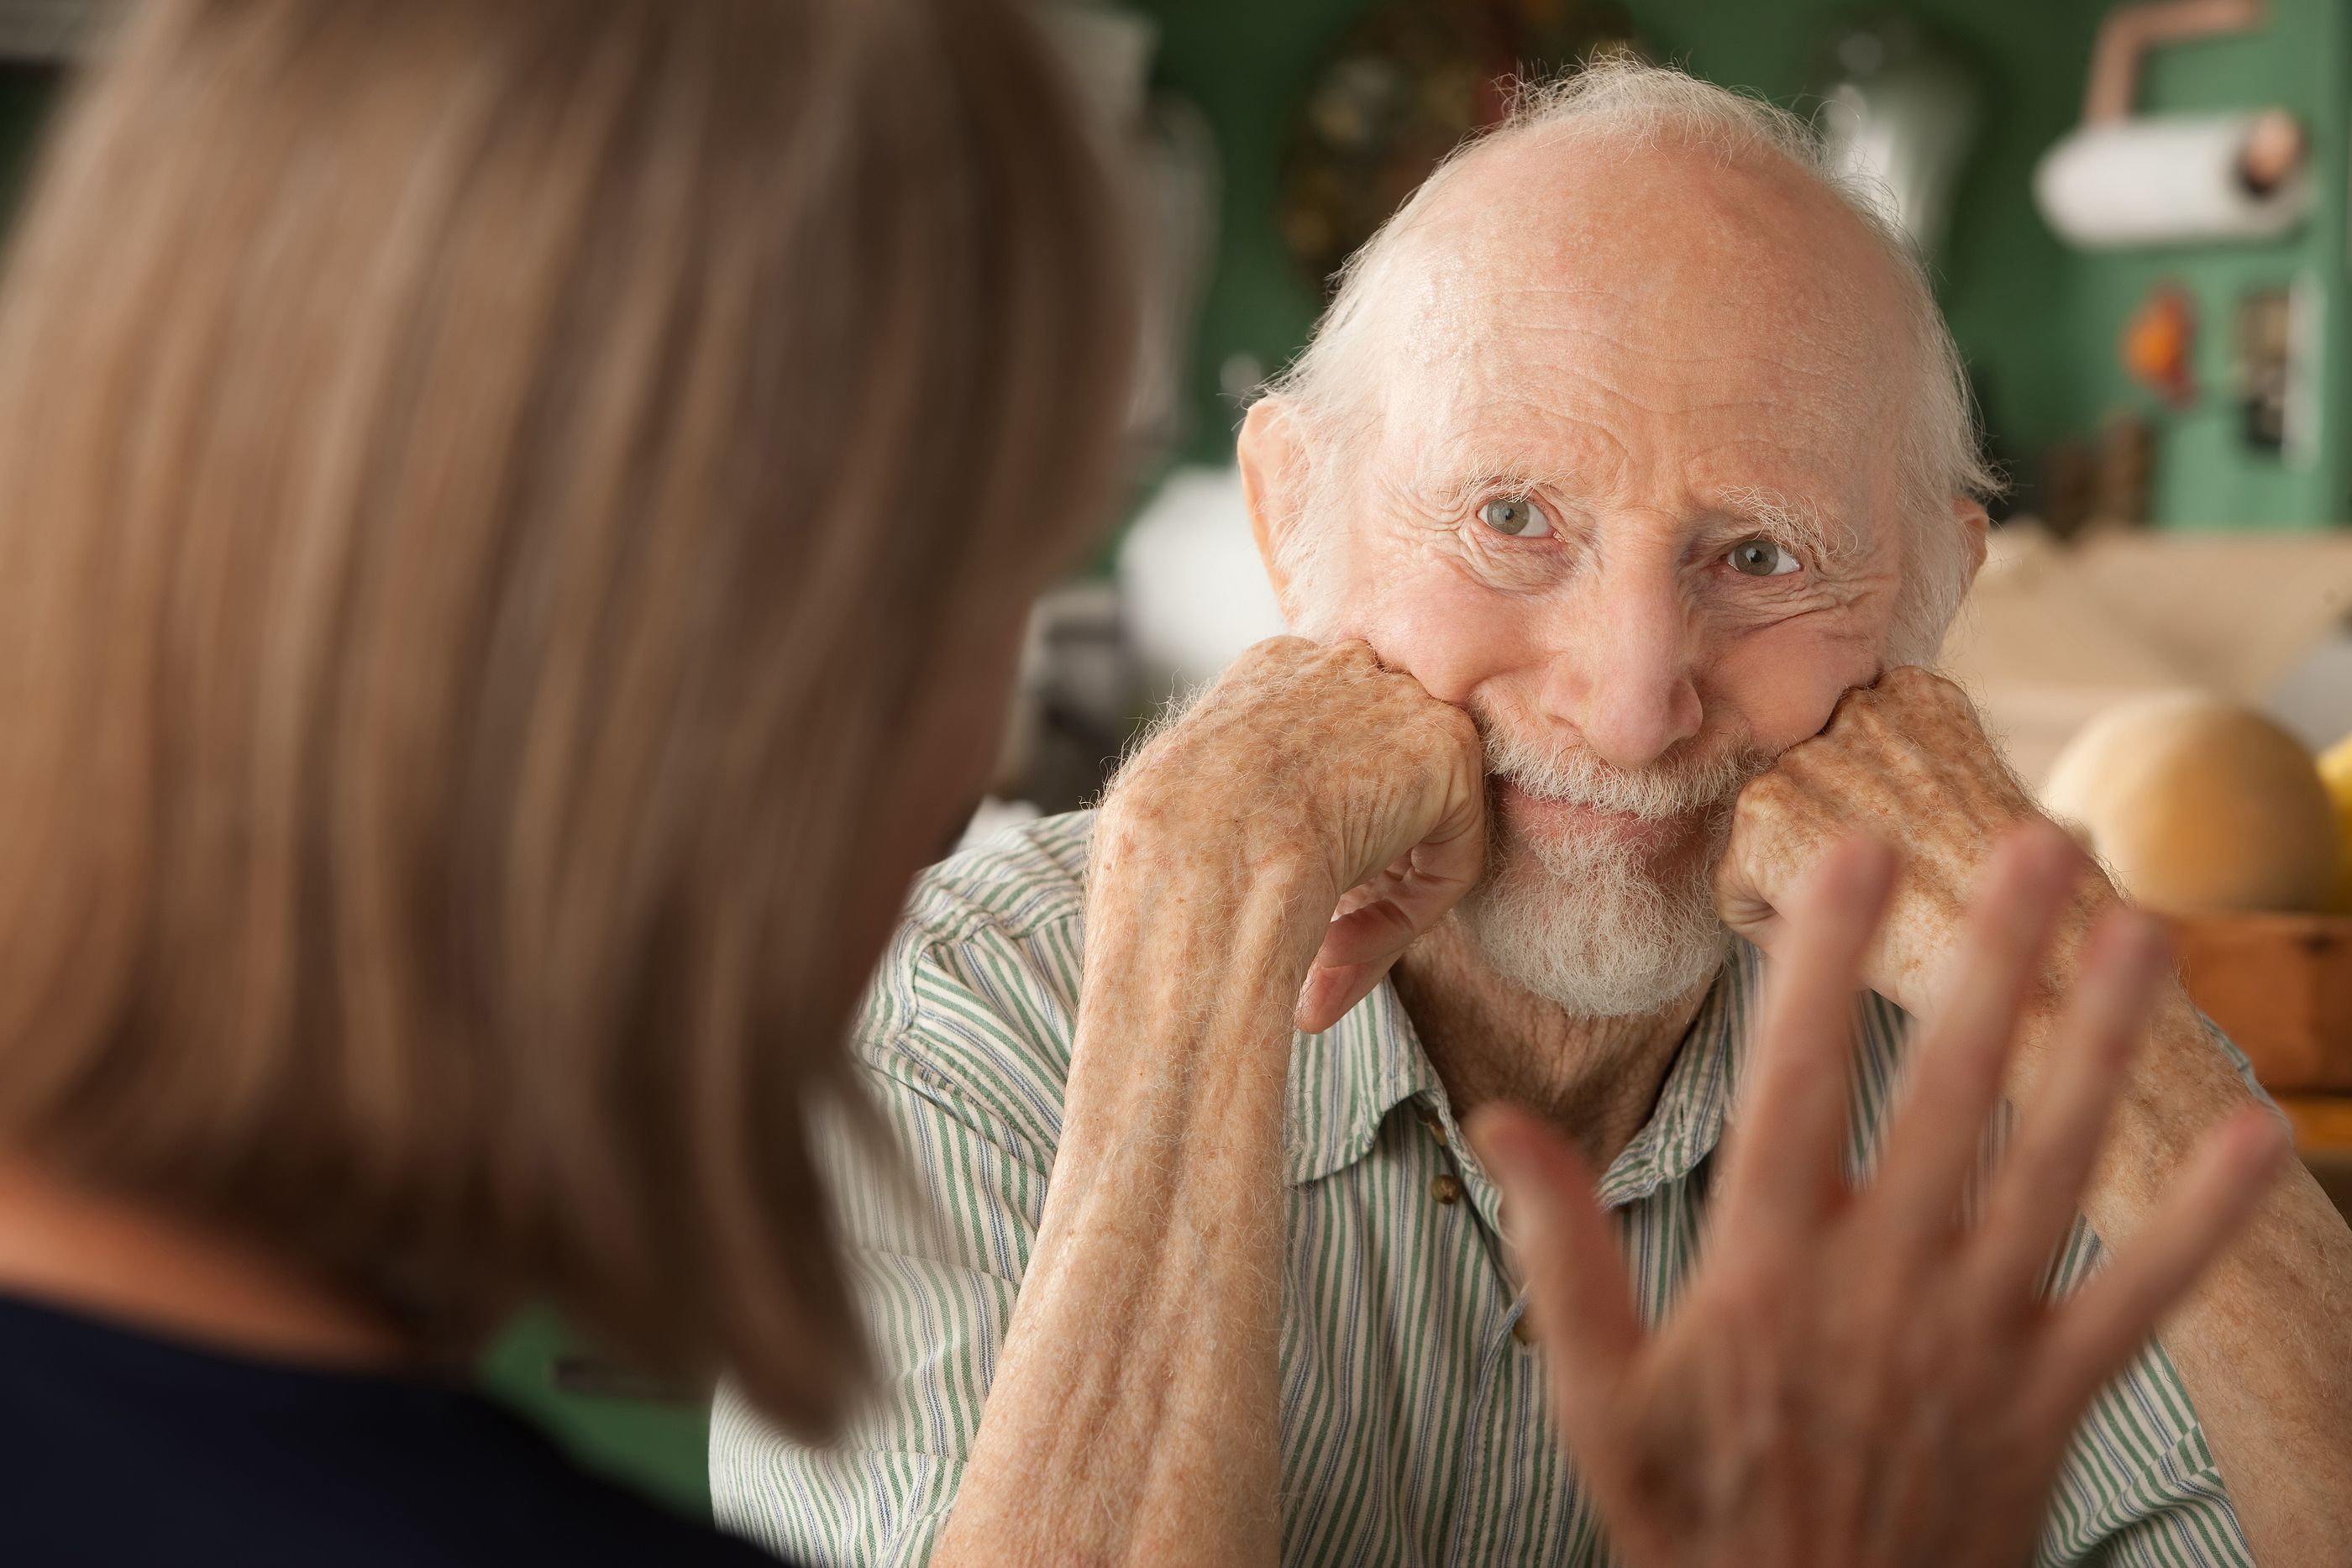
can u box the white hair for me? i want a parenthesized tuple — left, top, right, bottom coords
(1263, 56, 1998, 663)
(1452, 703, 1764, 1015)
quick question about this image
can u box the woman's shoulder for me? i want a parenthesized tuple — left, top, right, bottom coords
(0, 1293, 789, 1568)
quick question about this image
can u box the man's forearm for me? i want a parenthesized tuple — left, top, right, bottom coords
(2073, 986, 2352, 1566)
(932, 830, 1319, 1567)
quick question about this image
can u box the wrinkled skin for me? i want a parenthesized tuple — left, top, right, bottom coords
(1105, 637, 1488, 1034)
(1717, 666, 2069, 1028)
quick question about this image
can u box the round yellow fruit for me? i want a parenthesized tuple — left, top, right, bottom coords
(2321, 731, 2352, 913)
(2041, 691, 2339, 913)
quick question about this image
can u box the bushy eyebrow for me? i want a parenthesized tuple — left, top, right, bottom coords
(1418, 466, 1583, 518)
(1713, 484, 1865, 572)
(1419, 466, 1868, 574)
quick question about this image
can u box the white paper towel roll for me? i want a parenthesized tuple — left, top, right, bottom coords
(2034, 113, 2306, 249)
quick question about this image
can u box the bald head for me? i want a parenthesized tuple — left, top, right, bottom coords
(1262, 60, 1991, 663)
(1373, 124, 1908, 387)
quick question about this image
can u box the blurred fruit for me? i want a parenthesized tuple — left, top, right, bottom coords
(2321, 732, 2352, 913)
(2041, 692, 2338, 913)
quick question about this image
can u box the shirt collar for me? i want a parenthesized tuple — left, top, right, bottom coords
(1283, 941, 1766, 1209)
(1283, 977, 1439, 1185)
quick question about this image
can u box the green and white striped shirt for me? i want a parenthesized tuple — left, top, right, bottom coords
(713, 810, 2255, 1567)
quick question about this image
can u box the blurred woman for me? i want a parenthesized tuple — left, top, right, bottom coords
(0, 1, 1133, 1562)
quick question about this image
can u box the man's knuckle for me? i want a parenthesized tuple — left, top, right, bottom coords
(1430, 702, 1479, 746)
(1740, 767, 1798, 810)
(1242, 634, 1307, 672)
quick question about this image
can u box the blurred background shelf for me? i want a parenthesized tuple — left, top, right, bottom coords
(2163, 911, 2352, 1090)
(2276, 1095, 2352, 1217)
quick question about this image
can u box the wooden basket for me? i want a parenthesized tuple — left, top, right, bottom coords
(2159, 911, 2352, 1092)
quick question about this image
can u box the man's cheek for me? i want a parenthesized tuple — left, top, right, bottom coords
(1355, 574, 1541, 708)
(1709, 621, 1882, 753)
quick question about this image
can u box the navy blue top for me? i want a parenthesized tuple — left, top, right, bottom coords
(0, 1293, 785, 1566)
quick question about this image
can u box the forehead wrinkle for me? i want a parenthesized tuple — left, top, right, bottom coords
(1410, 392, 1627, 496)
(1351, 123, 1929, 387)
(1419, 313, 1887, 457)
(1423, 374, 1869, 483)
(1465, 321, 1882, 416)
(1383, 165, 1913, 422)
(1463, 281, 1879, 359)
(1430, 322, 1894, 487)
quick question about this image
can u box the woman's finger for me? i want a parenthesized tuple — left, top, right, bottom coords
(1965, 909, 2166, 1303)
(1468, 1104, 1642, 1453)
(1864, 823, 2084, 1261)
(1714, 836, 1896, 1240)
(2039, 1107, 2287, 1402)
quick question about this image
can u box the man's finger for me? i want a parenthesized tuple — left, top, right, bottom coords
(1714, 836, 1895, 1238)
(1298, 840, 1486, 1032)
(1467, 1103, 1641, 1450)
(1866, 823, 2083, 1260)
(1966, 909, 2165, 1303)
(1296, 945, 1393, 1034)
(2040, 1107, 2287, 1401)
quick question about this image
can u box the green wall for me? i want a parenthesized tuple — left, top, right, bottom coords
(1131, 0, 2346, 528)
(2063, 0, 2347, 526)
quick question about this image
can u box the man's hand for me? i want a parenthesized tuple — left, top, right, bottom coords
(937, 638, 1483, 1567)
(1714, 666, 2084, 1030)
(1103, 636, 1487, 1031)
(1475, 827, 2288, 1568)
(1714, 669, 2352, 1563)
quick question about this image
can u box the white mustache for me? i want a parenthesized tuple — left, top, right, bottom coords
(1480, 724, 1768, 822)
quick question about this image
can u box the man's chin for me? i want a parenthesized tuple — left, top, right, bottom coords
(1457, 821, 1735, 1019)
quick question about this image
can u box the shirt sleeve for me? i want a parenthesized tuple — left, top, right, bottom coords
(711, 903, 1078, 1568)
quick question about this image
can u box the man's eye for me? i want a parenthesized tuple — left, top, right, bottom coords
(1478, 496, 1552, 538)
(1726, 537, 1800, 577)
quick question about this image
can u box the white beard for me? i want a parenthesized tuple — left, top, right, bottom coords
(1455, 720, 1764, 1018)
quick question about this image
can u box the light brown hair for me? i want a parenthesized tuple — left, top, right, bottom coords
(0, 0, 1134, 1435)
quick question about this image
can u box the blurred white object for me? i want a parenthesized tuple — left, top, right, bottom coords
(995, 579, 1136, 813)
(1115, 465, 1288, 695)
(1040, 2, 1158, 128)
(1038, 4, 1221, 455)
(2267, 631, 2352, 753)
(960, 797, 1042, 853)
(2034, 113, 2307, 248)
(1814, 18, 1982, 259)
(1939, 522, 2352, 788)
(2034, 0, 2306, 249)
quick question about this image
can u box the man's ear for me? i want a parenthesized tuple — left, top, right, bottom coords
(1237, 398, 1305, 614)
(1952, 496, 1991, 583)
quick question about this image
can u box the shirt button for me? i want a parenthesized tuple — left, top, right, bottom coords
(1430, 1173, 1463, 1205)
(1417, 1108, 1447, 1146)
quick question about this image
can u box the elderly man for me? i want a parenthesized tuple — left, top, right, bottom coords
(716, 62, 2352, 1565)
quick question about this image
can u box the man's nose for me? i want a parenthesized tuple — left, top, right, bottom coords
(1534, 561, 1704, 771)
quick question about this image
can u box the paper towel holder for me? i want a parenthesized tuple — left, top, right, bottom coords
(2034, 0, 2308, 249)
